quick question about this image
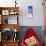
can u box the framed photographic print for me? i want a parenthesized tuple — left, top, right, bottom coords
(28, 6, 33, 13)
(2, 10, 9, 15)
(28, 6, 33, 18)
(10, 11, 14, 15)
(9, 10, 15, 15)
(9, 10, 17, 15)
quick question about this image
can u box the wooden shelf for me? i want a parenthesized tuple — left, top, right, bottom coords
(1, 40, 19, 46)
(2, 40, 19, 42)
(0, 7, 19, 10)
(0, 24, 20, 32)
(0, 41, 19, 45)
(0, 7, 20, 46)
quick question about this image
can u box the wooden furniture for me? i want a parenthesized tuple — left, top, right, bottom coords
(0, 41, 2, 46)
(2, 41, 19, 46)
(0, 7, 19, 24)
(43, 0, 46, 46)
(0, 7, 20, 46)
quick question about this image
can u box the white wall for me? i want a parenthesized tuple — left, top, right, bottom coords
(19, 0, 44, 26)
(0, 0, 43, 26)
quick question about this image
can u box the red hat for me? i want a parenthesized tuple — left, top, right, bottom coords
(23, 28, 36, 40)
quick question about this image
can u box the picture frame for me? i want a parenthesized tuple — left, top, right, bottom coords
(28, 6, 33, 18)
(28, 6, 33, 13)
(2, 10, 9, 15)
(10, 11, 15, 15)
(9, 10, 17, 15)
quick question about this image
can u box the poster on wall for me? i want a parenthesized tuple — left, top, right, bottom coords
(28, 6, 33, 18)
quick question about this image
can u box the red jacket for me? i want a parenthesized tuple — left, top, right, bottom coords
(21, 28, 41, 46)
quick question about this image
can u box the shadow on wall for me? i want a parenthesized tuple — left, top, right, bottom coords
(18, 26, 43, 44)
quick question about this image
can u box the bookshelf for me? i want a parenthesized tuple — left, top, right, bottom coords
(0, 7, 20, 46)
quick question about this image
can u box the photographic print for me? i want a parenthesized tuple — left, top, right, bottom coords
(28, 6, 33, 18)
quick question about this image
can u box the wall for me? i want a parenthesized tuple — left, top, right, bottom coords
(0, 0, 43, 26)
(18, 0, 44, 26)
